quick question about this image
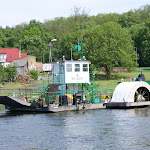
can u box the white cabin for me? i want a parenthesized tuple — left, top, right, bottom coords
(53, 60, 91, 84)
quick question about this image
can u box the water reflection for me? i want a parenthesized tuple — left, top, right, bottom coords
(127, 107, 150, 117)
(0, 108, 150, 149)
(0, 110, 39, 118)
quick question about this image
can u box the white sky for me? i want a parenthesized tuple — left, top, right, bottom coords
(1, 0, 150, 28)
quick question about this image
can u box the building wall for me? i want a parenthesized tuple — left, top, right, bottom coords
(19, 55, 42, 72)
(36, 62, 43, 72)
(65, 61, 90, 84)
(53, 60, 91, 84)
(16, 66, 27, 75)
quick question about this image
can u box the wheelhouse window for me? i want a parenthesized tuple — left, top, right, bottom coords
(60, 65, 64, 73)
(66, 64, 72, 72)
(83, 64, 88, 72)
(75, 64, 80, 72)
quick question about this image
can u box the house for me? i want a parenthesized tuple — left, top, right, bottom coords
(18, 55, 43, 72)
(0, 48, 27, 67)
(0, 48, 43, 73)
(11, 60, 28, 74)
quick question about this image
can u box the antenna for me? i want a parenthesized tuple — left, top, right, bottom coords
(75, 39, 87, 60)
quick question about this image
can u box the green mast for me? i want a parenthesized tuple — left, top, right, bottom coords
(75, 39, 87, 60)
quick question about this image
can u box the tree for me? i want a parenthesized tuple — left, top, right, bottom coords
(20, 20, 46, 62)
(135, 4, 150, 22)
(59, 31, 83, 60)
(118, 11, 141, 28)
(0, 64, 8, 84)
(0, 31, 6, 48)
(29, 70, 39, 80)
(4, 65, 16, 82)
(84, 22, 136, 75)
(129, 19, 150, 66)
(96, 13, 119, 25)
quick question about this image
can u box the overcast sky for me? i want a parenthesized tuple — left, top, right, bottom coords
(1, 0, 150, 28)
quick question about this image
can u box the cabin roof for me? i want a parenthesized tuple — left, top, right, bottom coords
(55, 60, 91, 63)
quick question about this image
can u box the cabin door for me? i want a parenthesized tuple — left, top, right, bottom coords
(59, 65, 65, 83)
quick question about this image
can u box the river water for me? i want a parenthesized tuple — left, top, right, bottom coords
(0, 106, 150, 150)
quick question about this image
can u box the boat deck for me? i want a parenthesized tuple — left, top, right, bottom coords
(0, 96, 106, 112)
(105, 101, 150, 109)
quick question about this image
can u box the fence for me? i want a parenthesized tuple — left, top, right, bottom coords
(0, 88, 35, 96)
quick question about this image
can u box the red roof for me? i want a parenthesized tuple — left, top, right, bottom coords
(0, 48, 27, 62)
(21, 53, 27, 58)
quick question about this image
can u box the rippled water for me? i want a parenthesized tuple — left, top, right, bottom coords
(0, 106, 150, 150)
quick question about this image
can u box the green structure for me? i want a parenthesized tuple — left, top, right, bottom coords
(6, 40, 113, 108)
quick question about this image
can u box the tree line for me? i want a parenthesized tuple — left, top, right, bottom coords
(1, 5, 150, 74)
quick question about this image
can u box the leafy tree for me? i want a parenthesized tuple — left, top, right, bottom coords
(29, 70, 39, 80)
(1, 4, 150, 68)
(129, 19, 150, 66)
(20, 20, 47, 62)
(0, 31, 6, 48)
(0, 64, 8, 84)
(4, 65, 16, 82)
(84, 22, 136, 75)
(59, 31, 84, 60)
(118, 11, 141, 28)
(135, 5, 150, 22)
(76, 20, 97, 31)
(96, 13, 119, 25)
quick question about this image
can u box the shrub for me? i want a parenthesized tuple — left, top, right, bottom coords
(29, 70, 39, 80)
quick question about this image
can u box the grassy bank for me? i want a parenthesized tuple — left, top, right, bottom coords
(1, 73, 50, 89)
(2, 80, 43, 89)
(1, 67, 150, 90)
(94, 67, 150, 89)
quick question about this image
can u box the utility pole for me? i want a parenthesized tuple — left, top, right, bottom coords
(48, 39, 57, 63)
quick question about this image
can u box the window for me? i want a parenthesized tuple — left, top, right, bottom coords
(60, 65, 64, 73)
(83, 64, 88, 72)
(0, 54, 6, 58)
(75, 64, 80, 72)
(9, 54, 12, 58)
(66, 64, 72, 72)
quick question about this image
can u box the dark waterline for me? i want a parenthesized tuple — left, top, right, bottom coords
(0, 107, 150, 150)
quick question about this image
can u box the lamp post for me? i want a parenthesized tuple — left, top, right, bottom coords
(48, 39, 57, 63)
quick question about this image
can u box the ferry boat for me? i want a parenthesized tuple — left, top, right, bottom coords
(0, 40, 112, 112)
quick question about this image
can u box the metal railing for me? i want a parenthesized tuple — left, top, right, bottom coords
(0, 73, 114, 105)
(5, 85, 113, 105)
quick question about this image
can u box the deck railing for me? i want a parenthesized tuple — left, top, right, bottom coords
(5, 86, 113, 105)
